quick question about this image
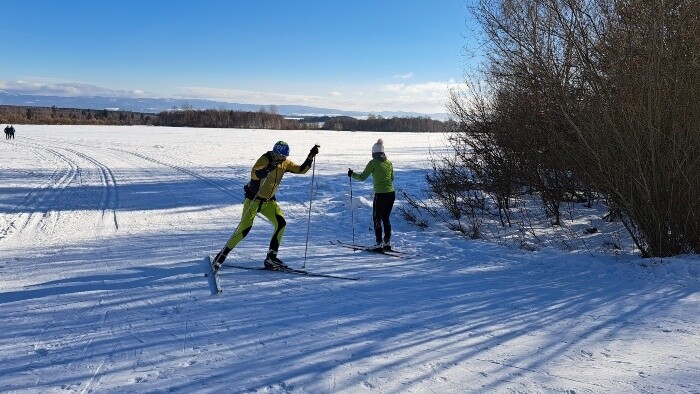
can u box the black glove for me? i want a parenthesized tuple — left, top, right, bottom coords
(255, 159, 279, 179)
(347, 169, 353, 177)
(308, 145, 320, 158)
(265, 160, 279, 172)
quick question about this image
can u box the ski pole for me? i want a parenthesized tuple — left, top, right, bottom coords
(349, 172, 355, 245)
(302, 155, 316, 268)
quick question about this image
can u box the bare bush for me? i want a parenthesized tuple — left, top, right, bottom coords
(436, 0, 700, 257)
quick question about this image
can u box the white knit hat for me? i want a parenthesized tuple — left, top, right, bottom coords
(372, 138, 384, 153)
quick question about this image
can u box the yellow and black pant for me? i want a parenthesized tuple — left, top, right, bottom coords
(222, 197, 286, 257)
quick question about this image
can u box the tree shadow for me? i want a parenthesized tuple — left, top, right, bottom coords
(0, 166, 696, 392)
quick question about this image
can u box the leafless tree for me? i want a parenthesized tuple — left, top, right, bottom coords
(440, 0, 700, 256)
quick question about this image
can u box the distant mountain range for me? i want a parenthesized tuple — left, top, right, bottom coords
(0, 91, 451, 120)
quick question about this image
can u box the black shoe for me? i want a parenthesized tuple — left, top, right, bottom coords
(383, 243, 392, 251)
(212, 247, 231, 272)
(264, 261, 283, 270)
(264, 253, 287, 270)
(369, 243, 384, 252)
(211, 256, 223, 272)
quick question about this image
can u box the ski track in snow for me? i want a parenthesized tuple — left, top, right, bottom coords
(109, 147, 238, 198)
(62, 145, 120, 230)
(0, 136, 123, 245)
(0, 125, 698, 394)
(0, 142, 78, 242)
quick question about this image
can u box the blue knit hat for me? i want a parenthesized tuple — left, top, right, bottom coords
(273, 141, 290, 157)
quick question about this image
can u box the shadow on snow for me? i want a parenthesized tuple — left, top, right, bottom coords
(0, 228, 695, 392)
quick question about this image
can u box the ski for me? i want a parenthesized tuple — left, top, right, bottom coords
(221, 264, 359, 281)
(203, 255, 223, 295)
(330, 240, 410, 258)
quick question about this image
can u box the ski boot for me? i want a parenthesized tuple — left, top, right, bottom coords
(264, 250, 288, 271)
(212, 247, 231, 272)
(369, 242, 384, 252)
(383, 237, 392, 251)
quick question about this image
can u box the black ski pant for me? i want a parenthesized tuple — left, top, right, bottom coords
(372, 191, 395, 245)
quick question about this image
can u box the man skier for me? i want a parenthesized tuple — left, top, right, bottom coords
(212, 141, 320, 271)
(348, 138, 395, 251)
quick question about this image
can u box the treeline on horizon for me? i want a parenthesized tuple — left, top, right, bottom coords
(0, 105, 156, 126)
(0, 105, 451, 133)
(317, 114, 452, 133)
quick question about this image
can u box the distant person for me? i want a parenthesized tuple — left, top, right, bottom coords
(348, 138, 395, 251)
(4, 125, 10, 140)
(211, 141, 320, 271)
(8, 125, 15, 139)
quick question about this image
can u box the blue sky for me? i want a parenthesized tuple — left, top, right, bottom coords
(0, 0, 477, 114)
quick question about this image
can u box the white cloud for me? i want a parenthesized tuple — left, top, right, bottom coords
(0, 79, 150, 98)
(372, 80, 468, 113)
(176, 82, 461, 114)
(175, 86, 327, 106)
(394, 72, 414, 79)
(382, 81, 448, 94)
(219, 79, 463, 113)
(0, 78, 464, 115)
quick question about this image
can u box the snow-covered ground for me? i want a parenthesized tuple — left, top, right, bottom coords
(1, 125, 698, 393)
